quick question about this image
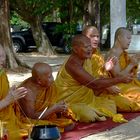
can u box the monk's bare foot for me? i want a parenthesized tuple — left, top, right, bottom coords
(98, 116, 106, 121)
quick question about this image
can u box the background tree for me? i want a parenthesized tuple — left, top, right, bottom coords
(10, 0, 55, 55)
(0, 0, 20, 68)
(126, 0, 140, 29)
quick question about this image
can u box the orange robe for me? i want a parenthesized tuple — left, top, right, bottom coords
(118, 51, 140, 86)
(0, 69, 22, 140)
(90, 50, 140, 112)
(55, 57, 128, 123)
(17, 81, 74, 137)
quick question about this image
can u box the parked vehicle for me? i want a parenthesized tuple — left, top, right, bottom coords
(11, 22, 75, 53)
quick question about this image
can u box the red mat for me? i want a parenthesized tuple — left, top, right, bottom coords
(61, 113, 140, 140)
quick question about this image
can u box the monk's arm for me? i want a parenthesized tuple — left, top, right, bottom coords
(107, 51, 135, 77)
(65, 61, 131, 90)
(0, 86, 27, 110)
(0, 98, 12, 110)
(110, 58, 136, 77)
(18, 92, 60, 120)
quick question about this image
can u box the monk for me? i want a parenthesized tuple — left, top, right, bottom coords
(0, 45, 28, 140)
(82, 26, 121, 94)
(18, 62, 75, 136)
(106, 27, 140, 111)
(107, 27, 139, 81)
(55, 34, 133, 123)
(83, 26, 140, 113)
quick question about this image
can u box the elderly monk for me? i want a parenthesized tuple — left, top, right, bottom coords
(83, 26, 140, 113)
(0, 45, 27, 140)
(18, 62, 75, 136)
(55, 34, 134, 123)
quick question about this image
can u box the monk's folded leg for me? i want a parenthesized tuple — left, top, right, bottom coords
(109, 94, 140, 112)
(70, 103, 106, 123)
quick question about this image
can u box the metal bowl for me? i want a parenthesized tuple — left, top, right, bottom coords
(31, 125, 61, 140)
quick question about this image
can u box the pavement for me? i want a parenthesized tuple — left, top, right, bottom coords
(81, 117, 140, 140)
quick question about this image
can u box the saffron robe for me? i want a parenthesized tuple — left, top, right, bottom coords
(55, 57, 127, 123)
(90, 50, 140, 112)
(0, 69, 22, 140)
(17, 81, 74, 137)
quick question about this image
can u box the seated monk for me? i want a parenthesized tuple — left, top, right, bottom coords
(83, 25, 140, 113)
(17, 62, 75, 137)
(105, 27, 140, 112)
(82, 25, 117, 76)
(0, 45, 27, 140)
(55, 34, 134, 123)
(82, 26, 121, 94)
(107, 27, 139, 83)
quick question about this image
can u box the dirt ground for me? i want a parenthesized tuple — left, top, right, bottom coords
(7, 52, 69, 86)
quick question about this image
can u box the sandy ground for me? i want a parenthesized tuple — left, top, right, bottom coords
(7, 52, 140, 140)
(7, 52, 68, 86)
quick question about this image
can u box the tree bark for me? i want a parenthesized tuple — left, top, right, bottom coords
(0, 0, 18, 69)
(0, 0, 30, 69)
(30, 17, 55, 55)
(83, 0, 100, 31)
(10, 0, 54, 55)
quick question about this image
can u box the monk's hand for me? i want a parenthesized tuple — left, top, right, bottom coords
(130, 55, 138, 67)
(51, 101, 68, 113)
(121, 73, 134, 83)
(104, 56, 118, 71)
(106, 86, 121, 94)
(6, 85, 27, 103)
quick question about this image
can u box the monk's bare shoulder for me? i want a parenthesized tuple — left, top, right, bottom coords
(108, 47, 120, 58)
(19, 78, 35, 103)
(65, 56, 83, 77)
(20, 78, 32, 88)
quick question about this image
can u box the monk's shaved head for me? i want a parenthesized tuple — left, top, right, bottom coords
(114, 27, 130, 41)
(82, 25, 99, 49)
(71, 34, 92, 59)
(72, 34, 90, 48)
(82, 26, 98, 36)
(32, 62, 52, 79)
(114, 27, 131, 50)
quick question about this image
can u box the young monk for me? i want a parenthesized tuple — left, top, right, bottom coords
(83, 26, 140, 113)
(18, 62, 75, 136)
(0, 45, 27, 140)
(107, 27, 139, 80)
(105, 27, 140, 111)
(55, 34, 134, 123)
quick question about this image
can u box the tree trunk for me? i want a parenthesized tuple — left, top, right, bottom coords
(10, 1, 55, 55)
(94, 0, 100, 31)
(0, 0, 30, 69)
(83, 0, 90, 27)
(0, 0, 18, 69)
(30, 17, 55, 55)
(83, 0, 100, 31)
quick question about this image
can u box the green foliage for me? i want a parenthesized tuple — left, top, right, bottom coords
(126, 0, 140, 23)
(23, 0, 54, 15)
(10, 11, 29, 29)
(55, 23, 77, 36)
(100, 0, 110, 26)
